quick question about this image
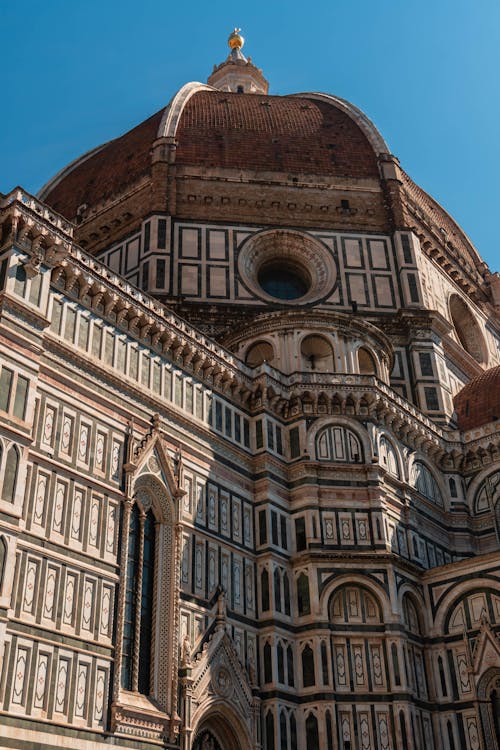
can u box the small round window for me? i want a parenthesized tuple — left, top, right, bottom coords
(258, 264, 310, 300)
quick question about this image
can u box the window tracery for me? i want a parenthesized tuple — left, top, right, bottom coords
(316, 425, 363, 463)
(411, 461, 443, 506)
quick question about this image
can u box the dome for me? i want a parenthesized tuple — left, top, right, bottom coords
(453, 365, 500, 430)
(39, 86, 385, 221)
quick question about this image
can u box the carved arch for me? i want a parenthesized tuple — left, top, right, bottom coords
(306, 416, 373, 463)
(320, 573, 392, 623)
(432, 582, 500, 634)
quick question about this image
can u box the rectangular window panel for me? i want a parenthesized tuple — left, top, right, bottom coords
(290, 427, 300, 458)
(50, 298, 63, 334)
(419, 352, 433, 376)
(185, 380, 193, 412)
(256, 420, 263, 449)
(64, 307, 76, 341)
(141, 355, 151, 387)
(29, 273, 42, 306)
(424, 387, 440, 411)
(224, 407, 232, 437)
(280, 515, 288, 550)
(175, 374, 183, 406)
(156, 259, 166, 288)
(401, 234, 413, 263)
(0, 259, 7, 290)
(13, 375, 29, 420)
(116, 339, 126, 372)
(144, 221, 151, 252)
(78, 316, 90, 350)
(234, 414, 241, 443)
(153, 361, 162, 393)
(271, 511, 278, 545)
(105, 331, 114, 366)
(215, 401, 223, 431)
(91, 325, 102, 359)
(0, 367, 13, 412)
(267, 421, 274, 451)
(243, 419, 250, 448)
(276, 426, 283, 455)
(259, 510, 267, 545)
(129, 347, 139, 380)
(158, 219, 167, 249)
(141, 261, 149, 291)
(295, 517, 307, 551)
(408, 274, 419, 303)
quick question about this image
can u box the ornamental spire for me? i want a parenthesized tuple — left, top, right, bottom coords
(207, 28, 269, 95)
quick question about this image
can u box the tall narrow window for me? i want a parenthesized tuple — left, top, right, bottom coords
(274, 568, 282, 612)
(302, 645, 315, 687)
(265, 711, 275, 750)
(305, 714, 319, 750)
(2, 446, 19, 503)
(277, 642, 284, 683)
(297, 573, 310, 615)
(325, 710, 334, 750)
(290, 714, 297, 750)
(280, 711, 287, 750)
(283, 573, 291, 616)
(391, 643, 401, 686)
(264, 642, 272, 683)
(0, 536, 6, 593)
(287, 645, 295, 687)
(121, 503, 156, 695)
(261, 569, 270, 612)
(438, 655, 447, 696)
(321, 641, 329, 685)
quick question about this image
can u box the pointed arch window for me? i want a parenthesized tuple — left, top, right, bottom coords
(2, 445, 19, 503)
(121, 503, 156, 694)
(305, 713, 319, 750)
(302, 644, 315, 687)
(411, 461, 443, 506)
(0, 536, 6, 594)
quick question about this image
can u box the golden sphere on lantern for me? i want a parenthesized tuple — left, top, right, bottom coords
(228, 28, 244, 50)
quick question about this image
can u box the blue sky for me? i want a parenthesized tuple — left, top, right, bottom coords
(1, 0, 499, 271)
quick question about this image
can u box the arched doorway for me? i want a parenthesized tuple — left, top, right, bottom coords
(477, 668, 500, 749)
(193, 729, 224, 750)
(192, 709, 249, 750)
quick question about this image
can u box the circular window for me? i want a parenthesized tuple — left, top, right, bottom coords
(258, 263, 310, 300)
(237, 229, 337, 306)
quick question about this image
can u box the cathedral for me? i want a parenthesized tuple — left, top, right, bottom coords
(0, 29, 500, 750)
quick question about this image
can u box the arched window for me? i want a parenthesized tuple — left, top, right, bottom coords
(245, 341, 275, 367)
(449, 294, 487, 364)
(438, 655, 447, 696)
(0, 536, 6, 594)
(274, 568, 282, 612)
(399, 711, 408, 747)
(277, 642, 284, 683)
(261, 569, 270, 612)
(265, 710, 275, 750)
(449, 477, 458, 498)
(316, 425, 363, 463)
(300, 335, 334, 372)
(358, 347, 377, 375)
(121, 504, 156, 694)
(290, 714, 297, 750)
(2, 445, 19, 503)
(391, 643, 401, 686)
(379, 436, 400, 478)
(263, 642, 272, 683)
(330, 586, 382, 624)
(297, 573, 310, 616)
(321, 641, 329, 685)
(287, 645, 295, 687)
(302, 644, 315, 687)
(411, 461, 443, 506)
(474, 471, 499, 514)
(283, 573, 291, 616)
(325, 710, 334, 750)
(403, 595, 422, 635)
(279, 711, 287, 750)
(305, 713, 319, 750)
(447, 720, 456, 750)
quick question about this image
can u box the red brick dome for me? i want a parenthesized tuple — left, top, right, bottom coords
(453, 365, 500, 430)
(39, 86, 385, 220)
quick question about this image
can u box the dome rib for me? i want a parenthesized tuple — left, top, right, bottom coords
(453, 365, 500, 431)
